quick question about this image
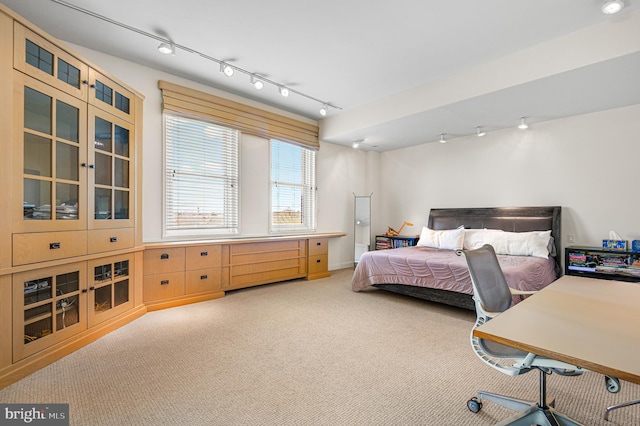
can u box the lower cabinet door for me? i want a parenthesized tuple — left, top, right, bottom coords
(13, 262, 88, 361)
(87, 254, 135, 327)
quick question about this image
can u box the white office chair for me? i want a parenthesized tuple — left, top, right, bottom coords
(458, 244, 588, 426)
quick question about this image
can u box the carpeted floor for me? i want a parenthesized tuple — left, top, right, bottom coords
(1, 268, 638, 425)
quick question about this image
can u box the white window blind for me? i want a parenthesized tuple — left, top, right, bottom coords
(164, 113, 239, 236)
(270, 140, 316, 233)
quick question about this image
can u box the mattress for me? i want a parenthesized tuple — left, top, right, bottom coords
(352, 246, 557, 301)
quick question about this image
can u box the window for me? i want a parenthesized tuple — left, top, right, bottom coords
(270, 140, 316, 233)
(164, 113, 239, 236)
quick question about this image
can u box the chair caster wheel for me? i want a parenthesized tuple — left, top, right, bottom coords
(467, 397, 482, 413)
(605, 376, 620, 393)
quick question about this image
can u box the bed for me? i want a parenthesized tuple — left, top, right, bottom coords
(351, 206, 562, 310)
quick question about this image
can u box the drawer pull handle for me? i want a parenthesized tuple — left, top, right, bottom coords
(81, 289, 88, 293)
(160, 253, 169, 259)
(89, 286, 95, 291)
(200, 275, 208, 280)
(81, 162, 88, 168)
(316, 242, 322, 246)
(161, 280, 169, 285)
(110, 236, 118, 243)
(50, 242, 61, 250)
(200, 251, 208, 256)
(316, 259, 322, 263)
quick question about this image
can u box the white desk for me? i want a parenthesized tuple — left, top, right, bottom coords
(475, 274, 640, 385)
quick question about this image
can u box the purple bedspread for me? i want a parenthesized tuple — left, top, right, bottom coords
(352, 246, 556, 301)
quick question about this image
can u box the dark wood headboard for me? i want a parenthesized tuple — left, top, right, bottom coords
(428, 206, 562, 276)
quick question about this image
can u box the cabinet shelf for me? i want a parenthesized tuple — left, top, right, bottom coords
(375, 235, 419, 250)
(565, 246, 640, 282)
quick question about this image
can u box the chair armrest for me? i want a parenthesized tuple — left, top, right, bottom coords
(509, 288, 537, 296)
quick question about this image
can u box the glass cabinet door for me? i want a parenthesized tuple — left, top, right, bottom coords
(88, 69, 135, 123)
(88, 106, 134, 229)
(14, 22, 89, 101)
(88, 255, 134, 327)
(14, 262, 87, 360)
(14, 73, 87, 233)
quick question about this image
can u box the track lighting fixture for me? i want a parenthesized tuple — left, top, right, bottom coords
(602, 0, 624, 14)
(157, 42, 175, 55)
(518, 117, 529, 130)
(319, 105, 328, 116)
(251, 76, 264, 90)
(220, 62, 234, 77)
(352, 141, 360, 149)
(476, 126, 486, 137)
(439, 134, 446, 144)
(279, 86, 290, 98)
(49, 0, 339, 117)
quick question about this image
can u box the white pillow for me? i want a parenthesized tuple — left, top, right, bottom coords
(463, 229, 504, 250)
(417, 226, 465, 250)
(482, 230, 552, 258)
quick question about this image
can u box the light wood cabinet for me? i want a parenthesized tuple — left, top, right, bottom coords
(13, 262, 88, 361)
(0, 4, 144, 390)
(142, 234, 343, 309)
(308, 238, 330, 280)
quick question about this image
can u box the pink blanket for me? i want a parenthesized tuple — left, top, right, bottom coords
(352, 246, 556, 299)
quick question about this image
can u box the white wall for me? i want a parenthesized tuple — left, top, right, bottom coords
(376, 104, 640, 250)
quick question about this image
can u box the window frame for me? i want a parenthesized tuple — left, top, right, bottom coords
(269, 139, 317, 234)
(162, 111, 240, 238)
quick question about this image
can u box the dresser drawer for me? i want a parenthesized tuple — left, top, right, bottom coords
(185, 268, 222, 295)
(308, 254, 328, 275)
(143, 272, 185, 302)
(13, 231, 87, 266)
(88, 228, 134, 254)
(143, 248, 185, 274)
(186, 245, 222, 270)
(308, 238, 328, 256)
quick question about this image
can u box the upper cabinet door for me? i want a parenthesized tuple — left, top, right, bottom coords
(13, 72, 88, 233)
(13, 22, 89, 101)
(87, 69, 135, 124)
(87, 105, 135, 230)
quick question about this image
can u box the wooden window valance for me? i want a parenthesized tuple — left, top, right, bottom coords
(158, 80, 319, 150)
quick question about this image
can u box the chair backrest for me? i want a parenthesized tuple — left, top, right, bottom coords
(462, 244, 512, 315)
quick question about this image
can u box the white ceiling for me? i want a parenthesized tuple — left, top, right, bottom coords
(2, 0, 640, 151)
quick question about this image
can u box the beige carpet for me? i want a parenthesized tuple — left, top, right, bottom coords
(1, 268, 638, 426)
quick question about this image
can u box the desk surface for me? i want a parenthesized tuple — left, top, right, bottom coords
(474, 275, 640, 385)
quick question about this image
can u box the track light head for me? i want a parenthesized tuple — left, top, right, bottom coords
(220, 62, 234, 77)
(518, 117, 529, 130)
(157, 42, 175, 55)
(319, 105, 328, 116)
(439, 133, 446, 144)
(250, 76, 264, 90)
(279, 86, 290, 97)
(602, 0, 624, 14)
(476, 126, 486, 137)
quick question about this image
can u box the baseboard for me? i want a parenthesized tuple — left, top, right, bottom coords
(145, 291, 225, 312)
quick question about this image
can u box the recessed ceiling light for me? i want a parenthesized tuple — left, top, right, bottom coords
(518, 117, 529, 130)
(602, 0, 624, 14)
